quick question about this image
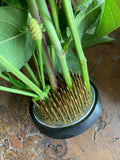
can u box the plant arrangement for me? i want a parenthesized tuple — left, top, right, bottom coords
(0, 0, 120, 138)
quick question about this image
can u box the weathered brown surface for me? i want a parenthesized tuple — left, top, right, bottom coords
(0, 29, 120, 160)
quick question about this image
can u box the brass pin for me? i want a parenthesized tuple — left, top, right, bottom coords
(58, 108, 67, 124)
(63, 104, 72, 121)
(69, 102, 77, 117)
(35, 71, 91, 125)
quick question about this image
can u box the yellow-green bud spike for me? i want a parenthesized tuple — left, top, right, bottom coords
(29, 17, 42, 40)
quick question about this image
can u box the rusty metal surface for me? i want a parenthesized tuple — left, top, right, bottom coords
(0, 29, 120, 160)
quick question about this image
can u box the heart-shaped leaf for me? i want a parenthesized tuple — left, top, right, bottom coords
(94, 0, 120, 36)
(0, 7, 35, 73)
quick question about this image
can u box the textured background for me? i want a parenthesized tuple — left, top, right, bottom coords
(0, 28, 120, 160)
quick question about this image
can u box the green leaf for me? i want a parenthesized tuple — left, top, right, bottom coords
(66, 0, 104, 40)
(75, 0, 94, 14)
(94, 0, 120, 36)
(66, 45, 81, 73)
(75, 0, 104, 39)
(0, 7, 35, 73)
(81, 33, 114, 48)
(6, 72, 30, 90)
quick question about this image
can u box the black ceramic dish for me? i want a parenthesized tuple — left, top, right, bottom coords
(29, 82, 102, 139)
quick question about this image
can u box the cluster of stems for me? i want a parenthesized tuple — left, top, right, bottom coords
(33, 0, 90, 91)
(0, 0, 91, 100)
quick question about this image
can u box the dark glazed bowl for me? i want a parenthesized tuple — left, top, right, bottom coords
(29, 82, 102, 139)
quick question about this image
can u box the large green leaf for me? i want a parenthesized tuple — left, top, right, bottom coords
(0, 7, 35, 73)
(75, 0, 104, 39)
(81, 33, 114, 48)
(94, 0, 120, 36)
(75, 0, 94, 14)
(67, 0, 104, 40)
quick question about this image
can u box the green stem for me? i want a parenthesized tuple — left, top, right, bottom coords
(27, 0, 58, 91)
(50, 44, 55, 68)
(48, 0, 62, 40)
(36, 0, 72, 88)
(42, 46, 58, 91)
(57, 0, 61, 10)
(0, 73, 10, 82)
(0, 55, 47, 100)
(24, 63, 40, 87)
(0, 86, 38, 98)
(36, 39, 45, 91)
(36, 0, 62, 56)
(62, 0, 90, 91)
(32, 53, 41, 83)
(26, 0, 40, 23)
(58, 54, 73, 87)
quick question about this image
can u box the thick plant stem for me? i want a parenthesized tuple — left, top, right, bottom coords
(62, 0, 90, 91)
(42, 41, 58, 91)
(35, 0, 63, 57)
(36, 40, 45, 91)
(58, 54, 73, 88)
(48, 0, 62, 40)
(27, 0, 58, 91)
(26, 0, 40, 23)
(36, 0, 72, 88)
(42, 37, 58, 91)
(0, 55, 47, 100)
(24, 63, 40, 87)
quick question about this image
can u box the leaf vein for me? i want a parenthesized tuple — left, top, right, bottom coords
(0, 20, 21, 31)
(114, 0, 120, 11)
(0, 32, 25, 45)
